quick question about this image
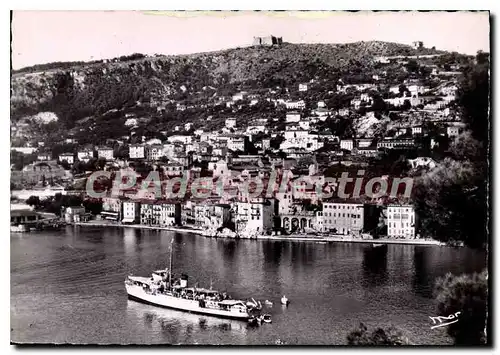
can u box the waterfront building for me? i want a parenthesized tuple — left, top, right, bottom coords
(193, 203, 231, 229)
(101, 196, 122, 221)
(11, 210, 42, 225)
(64, 206, 89, 223)
(387, 204, 416, 238)
(322, 201, 365, 235)
(121, 201, 140, 224)
(313, 211, 325, 232)
(140, 201, 182, 227)
(233, 198, 276, 235)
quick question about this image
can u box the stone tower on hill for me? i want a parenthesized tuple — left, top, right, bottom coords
(253, 35, 283, 46)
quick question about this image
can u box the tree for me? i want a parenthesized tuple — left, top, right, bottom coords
(434, 270, 488, 345)
(347, 323, 410, 345)
(405, 60, 419, 73)
(401, 100, 411, 111)
(26, 195, 41, 208)
(458, 51, 490, 146)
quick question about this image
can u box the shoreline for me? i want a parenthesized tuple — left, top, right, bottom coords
(72, 221, 443, 246)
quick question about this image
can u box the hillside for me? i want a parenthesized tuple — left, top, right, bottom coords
(10, 41, 443, 126)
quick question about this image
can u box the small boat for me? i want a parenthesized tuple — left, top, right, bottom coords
(281, 295, 289, 305)
(247, 316, 259, 326)
(264, 300, 273, 306)
(372, 243, 386, 248)
(262, 314, 272, 323)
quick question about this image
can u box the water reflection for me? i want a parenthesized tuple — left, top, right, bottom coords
(126, 300, 248, 337)
(413, 246, 432, 298)
(362, 245, 388, 287)
(219, 239, 238, 264)
(263, 241, 283, 267)
(11, 228, 487, 345)
(123, 228, 138, 256)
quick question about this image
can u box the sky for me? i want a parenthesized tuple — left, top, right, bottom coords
(11, 11, 490, 70)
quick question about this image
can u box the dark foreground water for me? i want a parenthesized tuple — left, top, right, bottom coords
(11, 226, 486, 345)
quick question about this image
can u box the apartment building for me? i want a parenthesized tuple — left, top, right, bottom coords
(387, 204, 416, 238)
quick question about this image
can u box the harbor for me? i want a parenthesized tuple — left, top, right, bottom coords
(11, 226, 486, 345)
(70, 221, 444, 246)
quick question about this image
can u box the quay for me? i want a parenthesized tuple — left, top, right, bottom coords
(71, 221, 443, 246)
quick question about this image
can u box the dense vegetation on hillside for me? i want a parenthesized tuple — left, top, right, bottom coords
(413, 51, 489, 248)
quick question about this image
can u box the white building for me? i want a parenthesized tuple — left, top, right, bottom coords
(208, 159, 229, 177)
(194, 204, 231, 229)
(298, 120, 310, 130)
(129, 144, 146, 159)
(286, 112, 301, 122)
(246, 125, 267, 134)
(447, 125, 465, 138)
(299, 83, 308, 92)
(317, 101, 326, 108)
(145, 138, 162, 146)
(377, 138, 415, 149)
(122, 201, 140, 224)
(168, 135, 192, 145)
(285, 100, 306, 110)
(225, 118, 237, 129)
(77, 149, 94, 162)
(227, 136, 246, 152)
(356, 138, 373, 148)
(146, 145, 164, 161)
(97, 147, 114, 161)
(387, 205, 416, 238)
(234, 198, 275, 235)
(389, 86, 400, 95)
(408, 157, 437, 170)
(340, 139, 354, 151)
(58, 153, 74, 165)
(313, 211, 325, 232)
(412, 126, 423, 135)
(280, 130, 323, 152)
(232, 92, 247, 102)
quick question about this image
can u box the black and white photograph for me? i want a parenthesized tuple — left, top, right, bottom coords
(9, 9, 491, 346)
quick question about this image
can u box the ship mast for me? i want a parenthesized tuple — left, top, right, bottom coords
(169, 237, 174, 289)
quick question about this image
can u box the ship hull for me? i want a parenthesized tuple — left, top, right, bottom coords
(126, 284, 250, 320)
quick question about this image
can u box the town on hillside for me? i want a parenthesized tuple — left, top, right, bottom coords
(10, 38, 487, 246)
